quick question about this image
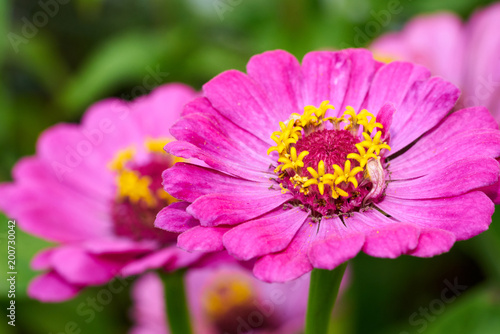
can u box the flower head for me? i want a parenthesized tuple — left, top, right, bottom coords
(371, 3, 500, 124)
(371, 5, 500, 203)
(0, 84, 200, 301)
(131, 258, 324, 334)
(157, 49, 500, 282)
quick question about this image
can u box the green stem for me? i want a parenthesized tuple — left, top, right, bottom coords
(161, 269, 193, 334)
(305, 263, 348, 334)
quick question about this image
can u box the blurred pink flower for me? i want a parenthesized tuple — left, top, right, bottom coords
(131, 258, 348, 334)
(156, 49, 500, 283)
(371, 3, 500, 123)
(131, 273, 168, 334)
(0, 84, 202, 301)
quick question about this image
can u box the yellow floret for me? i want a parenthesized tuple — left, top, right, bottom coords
(303, 160, 335, 195)
(358, 115, 383, 134)
(267, 120, 302, 155)
(330, 183, 349, 199)
(203, 278, 254, 318)
(325, 116, 346, 129)
(291, 100, 334, 128)
(108, 147, 135, 171)
(278, 147, 309, 171)
(347, 143, 378, 168)
(144, 137, 171, 154)
(291, 108, 318, 128)
(309, 100, 335, 119)
(360, 131, 391, 155)
(333, 160, 363, 188)
(116, 170, 156, 207)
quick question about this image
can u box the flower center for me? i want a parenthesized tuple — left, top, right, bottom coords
(202, 273, 278, 332)
(268, 101, 391, 217)
(294, 129, 358, 172)
(108, 138, 180, 243)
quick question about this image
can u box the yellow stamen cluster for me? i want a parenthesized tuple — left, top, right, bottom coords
(116, 170, 156, 207)
(276, 147, 309, 172)
(109, 138, 179, 207)
(145, 138, 185, 164)
(108, 147, 136, 172)
(267, 120, 302, 155)
(144, 137, 171, 154)
(347, 144, 377, 168)
(360, 131, 391, 154)
(333, 160, 363, 188)
(268, 101, 391, 199)
(358, 114, 383, 134)
(290, 100, 335, 127)
(203, 276, 254, 319)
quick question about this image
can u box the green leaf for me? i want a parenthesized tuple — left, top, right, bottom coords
(424, 285, 500, 334)
(58, 30, 181, 115)
(12, 33, 70, 95)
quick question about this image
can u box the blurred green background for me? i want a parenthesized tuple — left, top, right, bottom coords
(2, 0, 500, 333)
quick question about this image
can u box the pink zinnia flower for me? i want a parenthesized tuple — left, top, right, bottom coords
(0, 84, 201, 301)
(131, 260, 319, 334)
(156, 49, 500, 283)
(371, 3, 500, 123)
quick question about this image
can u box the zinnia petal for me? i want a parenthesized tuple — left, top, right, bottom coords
(187, 191, 292, 227)
(223, 207, 309, 260)
(254, 222, 315, 283)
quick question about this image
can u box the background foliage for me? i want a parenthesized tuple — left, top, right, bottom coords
(1, 0, 500, 333)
